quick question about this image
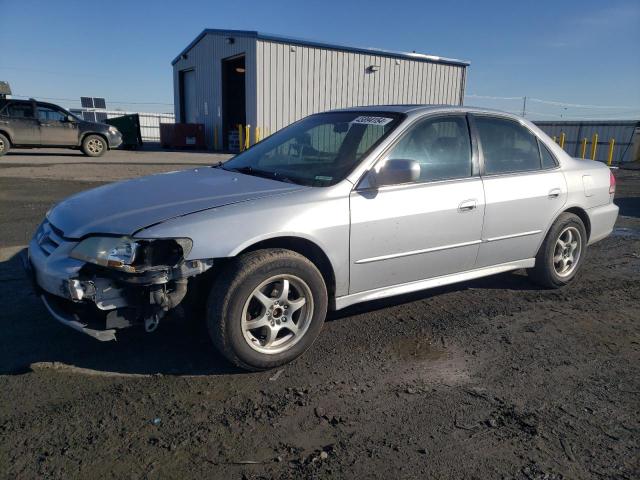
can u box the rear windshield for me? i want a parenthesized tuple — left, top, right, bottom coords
(222, 111, 403, 186)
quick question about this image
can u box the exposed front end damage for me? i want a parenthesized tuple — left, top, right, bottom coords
(25, 219, 213, 341)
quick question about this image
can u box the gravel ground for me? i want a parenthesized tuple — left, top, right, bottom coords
(0, 150, 638, 479)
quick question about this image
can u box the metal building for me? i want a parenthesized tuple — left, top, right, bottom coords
(535, 120, 640, 164)
(172, 29, 469, 149)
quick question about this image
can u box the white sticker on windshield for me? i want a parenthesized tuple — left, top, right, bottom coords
(351, 116, 393, 126)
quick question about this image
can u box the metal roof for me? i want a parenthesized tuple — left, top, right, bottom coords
(171, 29, 470, 67)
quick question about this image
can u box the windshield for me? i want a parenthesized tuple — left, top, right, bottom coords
(222, 111, 403, 186)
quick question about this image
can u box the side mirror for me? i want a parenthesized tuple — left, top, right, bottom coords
(369, 159, 420, 188)
(64, 114, 75, 122)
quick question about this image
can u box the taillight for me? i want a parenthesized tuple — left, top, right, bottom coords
(609, 170, 616, 195)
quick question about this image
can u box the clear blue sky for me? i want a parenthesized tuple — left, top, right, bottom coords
(1, 0, 638, 119)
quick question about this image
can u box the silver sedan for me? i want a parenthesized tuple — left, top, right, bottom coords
(26, 105, 619, 370)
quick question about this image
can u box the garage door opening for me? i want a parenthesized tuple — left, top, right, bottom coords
(221, 54, 246, 150)
(179, 69, 197, 123)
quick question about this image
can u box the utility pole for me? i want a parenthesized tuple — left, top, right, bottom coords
(521, 96, 527, 117)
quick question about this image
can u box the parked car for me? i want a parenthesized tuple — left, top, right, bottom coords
(24, 105, 618, 370)
(0, 98, 122, 156)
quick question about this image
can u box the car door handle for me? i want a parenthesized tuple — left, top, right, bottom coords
(458, 199, 477, 212)
(548, 188, 561, 199)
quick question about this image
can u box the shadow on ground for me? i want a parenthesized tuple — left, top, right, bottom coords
(6, 151, 84, 157)
(2, 248, 543, 377)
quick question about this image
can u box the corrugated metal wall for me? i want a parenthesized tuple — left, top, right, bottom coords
(535, 121, 640, 164)
(172, 33, 257, 148)
(173, 32, 467, 148)
(255, 40, 466, 135)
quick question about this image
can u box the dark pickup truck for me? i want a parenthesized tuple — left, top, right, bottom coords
(0, 98, 122, 156)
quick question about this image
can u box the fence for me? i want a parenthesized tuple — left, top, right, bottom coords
(69, 109, 175, 142)
(534, 120, 640, 165)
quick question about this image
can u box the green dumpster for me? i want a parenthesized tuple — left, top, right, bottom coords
(106, 114, 143, 149)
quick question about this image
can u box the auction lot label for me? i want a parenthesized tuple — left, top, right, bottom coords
(351, 116, 393, 126)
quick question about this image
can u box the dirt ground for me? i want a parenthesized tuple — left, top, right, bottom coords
(0, 148, 638, 479)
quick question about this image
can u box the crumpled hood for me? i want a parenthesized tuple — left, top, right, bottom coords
(48, 167, 303, 238)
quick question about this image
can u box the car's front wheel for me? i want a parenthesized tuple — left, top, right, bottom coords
(0, 133, 10, 156)
(207, 249, 328, 371)
(528, 212, 587, 288)
(81, 134, 107, 157)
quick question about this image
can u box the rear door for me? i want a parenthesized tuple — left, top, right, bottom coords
(36, 103, 79, 146)
(0, 101, 39, 145)
(471, 114, 567, 267)
(349, 114, 485, 294)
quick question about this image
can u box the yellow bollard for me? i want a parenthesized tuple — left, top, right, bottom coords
(255, 127, 261, 144)
(245, 125, 251, 150)
(213, 124, 218, 150)
(237, 124, 244, 152)
(607, 138, 615, 166)
(580, 138, 587, 159)
(559, 132, 566, 150)
(590, 133, 598, 160)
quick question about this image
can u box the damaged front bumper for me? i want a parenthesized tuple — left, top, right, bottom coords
(25, 220, 212, 341)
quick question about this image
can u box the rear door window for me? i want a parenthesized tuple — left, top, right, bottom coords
(474, 116, 542, 175)
(539, 140, 558, 169)
(2, 102, 35, 118)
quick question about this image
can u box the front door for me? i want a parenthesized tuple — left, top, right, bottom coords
(0, 101, 40, 145)
(471, 115, 568, 267)
(36, 104, 79, 146)
(349, 114, 485, 294)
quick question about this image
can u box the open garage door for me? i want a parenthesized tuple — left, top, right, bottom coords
(180, 69, 197, 123)
(221, 55, 246, 150)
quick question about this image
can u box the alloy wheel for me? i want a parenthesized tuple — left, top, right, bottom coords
(553, 226, 582, 277)
(241, 275, 314, 354)
(87, 138, 104, 154)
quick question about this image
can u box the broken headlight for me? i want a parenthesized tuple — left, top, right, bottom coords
(69, 236, 192, 273)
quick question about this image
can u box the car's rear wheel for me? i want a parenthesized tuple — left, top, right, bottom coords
(81, 134, 107, 157)
(0, 133, 10, 156)
(528, 212, 587, 288)
(207, 249, 328, 371)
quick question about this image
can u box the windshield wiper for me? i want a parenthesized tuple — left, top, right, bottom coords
(270, 173, 299, 185)
(223, 165, 301, 185)
(223, 165, 258, 175)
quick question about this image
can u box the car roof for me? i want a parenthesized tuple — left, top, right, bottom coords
(2, 98, 30, 104)
(328, 104, 522, 119)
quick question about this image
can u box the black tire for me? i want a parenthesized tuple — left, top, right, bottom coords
(0, 133, 10, 156)
(528, 212, 587, 288)
(81, 134, 107, 157)
(207, 249, 328, 371)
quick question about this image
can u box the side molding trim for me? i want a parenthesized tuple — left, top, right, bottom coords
(333, 258, 535, 310)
